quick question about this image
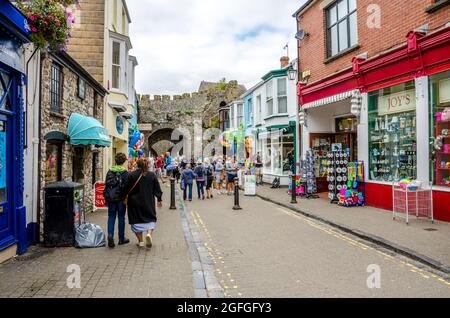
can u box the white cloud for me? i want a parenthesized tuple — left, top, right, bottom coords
(127, 0, 305, 95)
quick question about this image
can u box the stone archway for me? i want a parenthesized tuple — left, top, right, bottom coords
(147, 128, 185, 157)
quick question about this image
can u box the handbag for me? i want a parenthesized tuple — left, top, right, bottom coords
(123, 173, 143, 205)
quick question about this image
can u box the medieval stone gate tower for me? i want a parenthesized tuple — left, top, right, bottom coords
(138, 80, 246, 158)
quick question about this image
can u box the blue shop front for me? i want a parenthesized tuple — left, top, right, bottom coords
(0, 0, 30, 260)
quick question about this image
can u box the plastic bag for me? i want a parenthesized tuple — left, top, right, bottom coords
(75, 223, 106, 248)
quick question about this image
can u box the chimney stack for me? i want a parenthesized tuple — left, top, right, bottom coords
(280, 56, 290, 69)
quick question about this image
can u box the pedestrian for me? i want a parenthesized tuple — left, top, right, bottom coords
(122, 158, 163, 248)
(225, 159, 237, 195)
(204, 158, 214, 199)
(181, 164, 195, 201)
(255, 152, 263, 185)
(194, 159, 206, 200)
(214, 157, 224, 195)
(148, 157, 155, 173)
(155, 155, 165, 183)
(103, 153, 130, 248)
(164, 151, 173, 178)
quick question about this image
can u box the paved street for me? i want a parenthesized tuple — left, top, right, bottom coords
(183, 191, 450, 298)
(1, 185, 450, 298)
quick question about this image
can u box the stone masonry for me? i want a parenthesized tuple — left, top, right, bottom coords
(139, 80, 246, 157)
(40, 51, 106, 236)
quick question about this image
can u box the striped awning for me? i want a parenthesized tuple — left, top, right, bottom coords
(301, 89, 360, 110)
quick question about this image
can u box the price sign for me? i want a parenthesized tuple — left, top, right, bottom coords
(94, 182, 107, 209)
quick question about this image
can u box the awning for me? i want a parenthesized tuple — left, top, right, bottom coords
(301, 89, 358, 110)
(44, 131, 68, 143)
(68, 113, 111, 147)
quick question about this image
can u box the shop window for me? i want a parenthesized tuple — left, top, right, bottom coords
(73, 147, 85, 184)
(230, 104, 234, 128)
(368, 81, 417, 182)
(429, 71, 450, 186)
(266, 81, 273, 116)
(0, 71, 11, 111)
(112, 41, 121, 89)
(326, 0, 358, 58)
(50, 63, 62, 113)
(237, 103, 243, 127)
(45, 142, 62, 183)
(0, 120, 7, 202)
(256, 95, 262, 124)
(277, 78, 287, 114)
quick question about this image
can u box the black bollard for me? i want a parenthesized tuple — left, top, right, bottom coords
(169, 177, 176, 210)
(290, 173, 297, 204)
(232, 177, 242, 210)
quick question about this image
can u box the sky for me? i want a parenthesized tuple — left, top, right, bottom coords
(126, 0, 306, 96)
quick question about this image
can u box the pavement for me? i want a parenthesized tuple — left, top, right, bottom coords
(184, 190, 450, 297)
(0, 199, 194, 298)
(255, 185, 450, 272)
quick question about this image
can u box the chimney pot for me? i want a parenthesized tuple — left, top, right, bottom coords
(280, 56, 290, 69)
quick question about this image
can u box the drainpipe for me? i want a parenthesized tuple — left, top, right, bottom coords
(36, 52, 43, 243)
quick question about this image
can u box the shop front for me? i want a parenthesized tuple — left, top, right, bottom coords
(297, 27, 450, 221)
(0, 0, 30, 259)
(258, 124, 295, 186)
(300, 91, 360, 193)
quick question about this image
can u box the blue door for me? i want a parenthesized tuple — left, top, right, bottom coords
(0, 67, 14, 249)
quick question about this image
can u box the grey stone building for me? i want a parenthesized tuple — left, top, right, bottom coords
(138, 80, 246, 158)
(40, 51, 108, 228)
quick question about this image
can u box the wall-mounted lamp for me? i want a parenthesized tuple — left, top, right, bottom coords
(295, 29, 309, 41)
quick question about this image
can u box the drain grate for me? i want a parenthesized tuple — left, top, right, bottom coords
(423, 228, 438, 232)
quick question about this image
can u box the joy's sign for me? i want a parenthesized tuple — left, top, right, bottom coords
(378, 89, 416, 115)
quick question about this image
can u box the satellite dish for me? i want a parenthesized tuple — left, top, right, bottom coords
(295, 29, 309, 41)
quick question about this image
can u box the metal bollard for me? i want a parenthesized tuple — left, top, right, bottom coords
(169, 177, 176, 210)
(290, 173, 297, 204)
(232, 177, 242, 210)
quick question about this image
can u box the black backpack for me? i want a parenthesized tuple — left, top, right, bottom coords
(103, 170, 126, 202)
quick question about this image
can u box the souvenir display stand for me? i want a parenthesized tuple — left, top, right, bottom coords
(297, 150, 319, 199)
(326, 150, 350, 204)
(338, 162, 366, 207)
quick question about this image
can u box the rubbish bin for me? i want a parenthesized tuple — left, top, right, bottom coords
(44, 181, 84, 247)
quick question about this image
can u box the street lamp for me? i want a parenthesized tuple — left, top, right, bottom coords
(288, 67, 297, 81)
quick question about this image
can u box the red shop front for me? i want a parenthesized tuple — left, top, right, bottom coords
(298, 26, 450, 222)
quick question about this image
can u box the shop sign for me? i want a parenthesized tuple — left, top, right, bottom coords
(378, 89, 416, 115)
(244, 175, 256, 196)
(439, 79, 450, 104)
(116, 116, 124, 134)
(94, 182, 107, 209)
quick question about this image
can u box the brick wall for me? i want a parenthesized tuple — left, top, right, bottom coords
(67, 0, 105, 84)
(296, 0, 450, 83)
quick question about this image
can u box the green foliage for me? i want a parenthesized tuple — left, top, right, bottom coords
(16, 0, 77, 50)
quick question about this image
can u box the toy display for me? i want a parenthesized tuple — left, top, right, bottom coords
(338, 161, 365, 207)
(327, 150, 349, 203)
(128, 126, 145, 170)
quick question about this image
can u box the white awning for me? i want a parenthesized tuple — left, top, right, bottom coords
(301, 89, 359, 110)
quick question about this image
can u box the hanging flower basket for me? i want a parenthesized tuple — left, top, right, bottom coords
(16, 0, 78, 51)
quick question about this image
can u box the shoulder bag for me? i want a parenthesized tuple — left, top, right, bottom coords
(123, 172, 144, 205)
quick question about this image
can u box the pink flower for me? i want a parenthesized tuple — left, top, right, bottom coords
(30, 16, 35, 21)
(31, 27, 37, 33)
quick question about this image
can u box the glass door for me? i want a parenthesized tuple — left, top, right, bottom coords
(0, 116, 12, 245)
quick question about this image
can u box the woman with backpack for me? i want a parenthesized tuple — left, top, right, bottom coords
(204, 158, 214, 199)
(194, 159, 206, 200)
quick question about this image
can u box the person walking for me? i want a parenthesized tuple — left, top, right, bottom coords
(103, 153, 130, 248)
(194, 159, 206, 200)
(181, 164, 195, 201)
(255, 152, 263, 185)
(225, 159, 237, 195)
(214, 157, 224, 195)
(122, 158, 163, 248)
(204, 158, 214, 199)
(155, 155, 165, 183)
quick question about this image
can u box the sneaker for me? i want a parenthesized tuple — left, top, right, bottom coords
(145, 234, 153, 248)
(137, 242, 145, 248)
(108, 236, 115, 248)
(118, 238, 130, 245)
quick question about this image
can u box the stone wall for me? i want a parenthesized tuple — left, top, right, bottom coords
(40, 52, 105, 233)
(138, 80, 246, 156)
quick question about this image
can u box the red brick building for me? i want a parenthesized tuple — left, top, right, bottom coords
(293, 0, 450, 221)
